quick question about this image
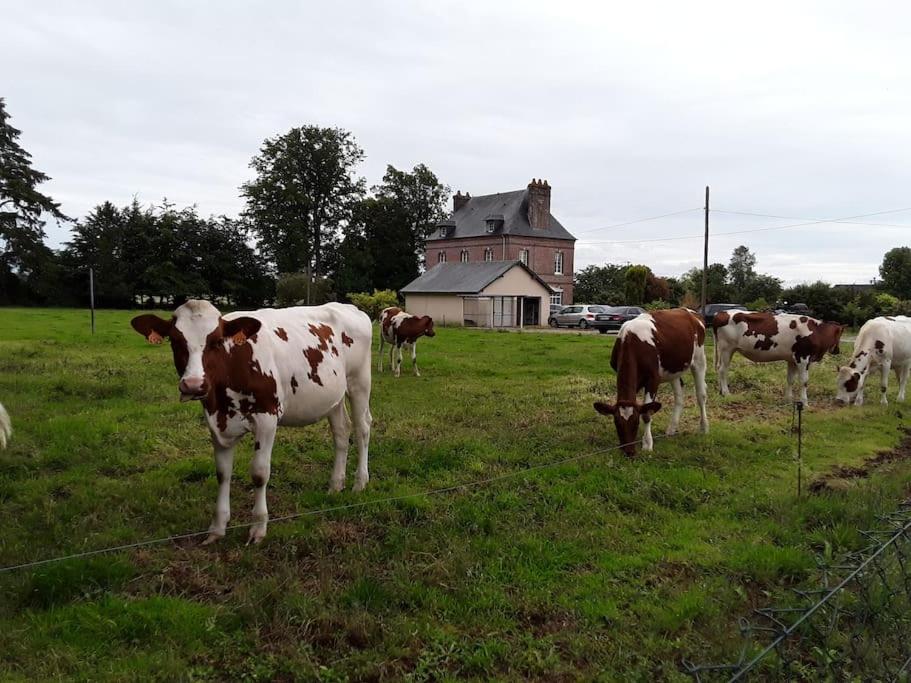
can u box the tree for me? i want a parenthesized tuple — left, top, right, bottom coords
(373, 164, 449, 269)
(740, 273, 782, 306)
(573, 264, 626, 304)
(728, 245, 756, 298)
(0, 98, 68, 302)
(241, 126, 366, 276)
(682, 263, 731, 304)
(645, 273, 670, 302)
(624, 265, 650, 304)
(879, 247, 911, 299)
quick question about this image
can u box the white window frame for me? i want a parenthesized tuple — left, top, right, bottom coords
(554, 251, 564, 275)
(486, 221, 495, 233)
(550, 289, 563, 306)
(460, 249, 469, 263)
(440, 227, 447, 238)
(519, 248, 529, 266)
(484, 248, 494, 262)
(438, 251, 447, 264)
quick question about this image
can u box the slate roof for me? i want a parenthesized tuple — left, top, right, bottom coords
(400, 261, 554, 295)
(426, 189, 575, 242)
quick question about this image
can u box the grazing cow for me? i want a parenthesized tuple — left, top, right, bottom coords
(131, 300, 373, 545)
(378, 307, 435, 377)
(0, 403, 10, 448)
(836, 315, 911, 406)
(713, 311, 845, 404)
(594, 308, 708, 456)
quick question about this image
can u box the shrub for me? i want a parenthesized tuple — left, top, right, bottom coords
(644, 300, 671, 311)
(348, 289, 399, 320)
(680, 290, 700, 310)
(746, 297, 770, 311)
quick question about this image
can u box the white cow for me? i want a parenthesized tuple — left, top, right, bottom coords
(836, 315, 911, 405)
(132, 300, 373, 544)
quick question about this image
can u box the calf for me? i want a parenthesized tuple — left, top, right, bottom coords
(0, 403, 9, 448)
(132, 300, 373, 545)
(378, 306, 435, 377)
(714, 312, 845, 404)
(836, 315, 911, 405)
(594, 308, 708, 456)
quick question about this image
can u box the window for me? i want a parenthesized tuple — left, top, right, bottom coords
(519, 248, 529, 266)
(550, 289, 563, 306)
(554, 251, 564, 275)
(460, 250, 469, 263)
(486, 221, 496, 233)
(439, 227, 447, 238)
(484, 248, 493, 262)
(438, 251, 447, 264)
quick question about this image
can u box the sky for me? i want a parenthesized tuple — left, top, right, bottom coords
(2, 0, 910, 285)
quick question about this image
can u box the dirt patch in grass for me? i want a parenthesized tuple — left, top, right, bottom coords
(810, 427, 911, 494)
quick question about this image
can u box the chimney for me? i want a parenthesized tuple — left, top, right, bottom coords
(527, 178, 551, 230)
(453, 190, 471, 213)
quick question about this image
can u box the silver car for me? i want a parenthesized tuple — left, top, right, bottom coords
(548, 304, 607, 329)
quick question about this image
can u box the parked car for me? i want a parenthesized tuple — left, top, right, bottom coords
(547, 304, 607, 329)
(591, 306, 646, 334)
(549, 304, 564, 317)
(701, 303, 746, 326)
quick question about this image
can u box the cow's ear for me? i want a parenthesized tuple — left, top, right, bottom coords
(642, 401, 662, 418)
(131, 315, 172, 344)
(594, 401, 616, 415)
(223, 317, 261, 345)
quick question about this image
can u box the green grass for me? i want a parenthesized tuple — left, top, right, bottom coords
(0, 308, 909, 681)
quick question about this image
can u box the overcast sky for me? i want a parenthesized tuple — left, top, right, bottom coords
(3, 0, 910, 285)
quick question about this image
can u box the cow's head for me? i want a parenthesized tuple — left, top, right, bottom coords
(131, 300, 261, 402)
(821, 322, 847, 355)
(835, 365, 864, 406)
(593, 400, 662, 455)
(422, 316, 436, 337)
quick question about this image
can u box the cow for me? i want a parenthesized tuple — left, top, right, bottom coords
(594, 308, 708, 456)
(0, 403, 9, 448)
(378, 307, 435, 377)
(131, 300, 373, 545)
(836, 315, 911, 406)
(713, 311, 845, 404)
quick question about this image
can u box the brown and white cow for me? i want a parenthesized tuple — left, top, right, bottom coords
(836, 315, 911, 405)
(594, 308, 708, 456)
(131, 300, 373, 545)
(713, 311, 845, 404)
(378, 306, 435, 377)
(0, 402, 10, 449)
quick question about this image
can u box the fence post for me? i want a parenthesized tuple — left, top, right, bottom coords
(89, 267, 95, 335)
(796, 400, 804, 498)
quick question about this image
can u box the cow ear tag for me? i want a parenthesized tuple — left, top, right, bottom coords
(148, 331, 163, 344)
(232, 331, 247, 345)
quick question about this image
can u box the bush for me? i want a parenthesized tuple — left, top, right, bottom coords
(680, 290, 700, 310)
(348, 289, 399, 320)
(746, 297, 770, 311)
(644, 300, 671, 311)
(275, 273, 335, 306)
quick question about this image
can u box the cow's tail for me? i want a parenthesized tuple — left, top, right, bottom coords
(0, 403, 10, 449)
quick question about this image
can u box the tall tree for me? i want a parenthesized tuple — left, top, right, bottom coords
(879, 246, 911, 299)
(682, 263, 731, 304)
(728, 245, 757, 299)
(573, 264, 627, 304)
(241, 126, 365, 276)
(373, 164, 449, 268)
(624, 265, 651, 304)
(0, 98, 68, 301)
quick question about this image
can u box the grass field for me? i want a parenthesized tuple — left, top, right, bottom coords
(0, 308, 909, 681)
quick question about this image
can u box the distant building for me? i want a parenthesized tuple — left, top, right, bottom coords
(833, 283, 877, 294)
(424, 179, 576, 305)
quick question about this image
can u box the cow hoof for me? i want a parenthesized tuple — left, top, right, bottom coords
(700, 422, 709, 434)
(353, 476, 369, 492)
(246, 526, 267, 545)
(328, 480, 345, 494)
(202, 532, 224, 546)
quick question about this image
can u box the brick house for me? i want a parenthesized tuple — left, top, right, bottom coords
(424, 179, 576, 305)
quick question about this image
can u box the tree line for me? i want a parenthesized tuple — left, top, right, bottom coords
(0, 98, 448, 308)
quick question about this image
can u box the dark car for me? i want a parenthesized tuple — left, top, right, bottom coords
(701, 303, 746, 326)
(591, 306, 646, 334)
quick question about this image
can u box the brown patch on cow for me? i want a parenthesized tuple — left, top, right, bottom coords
(251, 473, 265, 488)
(712, 310, 730, 332)
(290, 375, 298, 394)
(789, 320, 797, 329)
(875, 340, 885, 351)
(274, 327, 288, 341)
(886, 316, 896, 321)
(381, 307, 402, 338)
(331, 345, 339, 356)
(810, 428, 911, 493)
(792, 321, 844, 362)
(799, 316, 808, 322)
(308, 323, 335, 352)
(844, 372, 861, 393)
(303, 347, 325, 386)
(732, 312, 778, 351)
(341, 332, 354, 347)
(394, 315, 436, 344)
(653, 308, 704, 375)
(168, 326, 190, 376)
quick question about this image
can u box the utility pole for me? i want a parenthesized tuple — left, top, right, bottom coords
(701, 186, 710, 312)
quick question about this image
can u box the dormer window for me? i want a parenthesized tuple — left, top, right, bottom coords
(440, 226, 448, 238)
(486, 221, 495, 233)
(484, 214, 504, 233)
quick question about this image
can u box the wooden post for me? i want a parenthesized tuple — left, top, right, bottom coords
(89, 267, 95, 335)
(306, 263, 312, 305)
(701, 186, 710, 313)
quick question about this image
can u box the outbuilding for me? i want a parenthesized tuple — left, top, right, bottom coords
(400, 261, 553, 328)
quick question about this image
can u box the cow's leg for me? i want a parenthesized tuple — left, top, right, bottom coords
(203, 434, 237, 545)
(377, 335, 385, 372)
(411, 341, 420, 377)
(348, 371, 373, 492)
(717, 348, 735, 396)
(247, 417, 277, 545)
(327, 399, 352, 493)
(796, 358, 810, 405)
(897, 365, 910, 402)
(880, 358, 892, 405)
(666, 377, 684, 436)
(642, 391, 655, 452)
(693, 345, 709, 434)
(394, 343, 404, 378)
(785, 362, 797, 401)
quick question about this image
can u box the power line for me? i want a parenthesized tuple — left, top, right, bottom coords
(713, 208, 911, 228)
(574, 208, 701, 235)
